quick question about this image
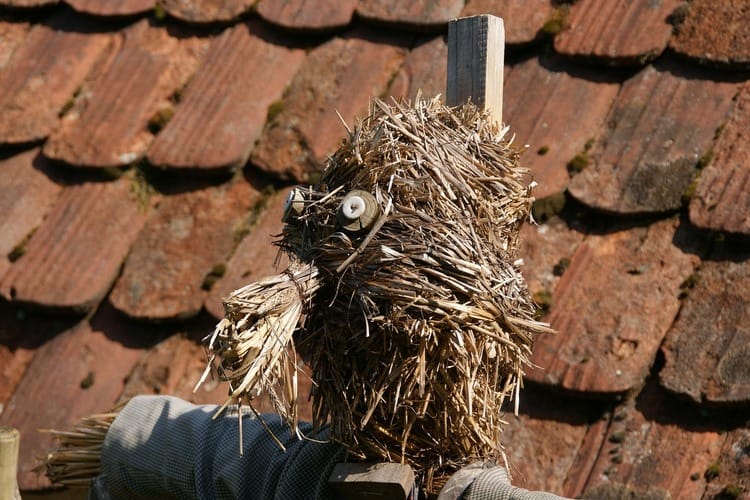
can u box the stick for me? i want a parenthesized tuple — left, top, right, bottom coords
(0, 427, 21, 500)
(446, 15, 505, 125)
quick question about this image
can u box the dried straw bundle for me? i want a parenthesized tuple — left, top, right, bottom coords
(204, 96, 550, 489)
(39, 409, 120, 487)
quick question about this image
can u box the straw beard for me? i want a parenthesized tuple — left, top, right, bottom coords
(201, 96, 550, 488)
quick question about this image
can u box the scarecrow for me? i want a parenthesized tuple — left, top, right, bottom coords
(40, 16, 566, 500)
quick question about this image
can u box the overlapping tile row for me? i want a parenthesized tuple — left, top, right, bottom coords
(660, 243, 750, 405)
(0, 174, 150, 312)
(356, 0, 462, 31)
(251, 29, 408, 181)
(109, 179, 257, 321)
(65, 0, 154, 16)
(527, 217, 700, 395)
(205, 189, 290, 319)
(0, 149, 62, 280)
(554, 0, 683, 66)
(147, 20, 306, 171)
(690, 84, 750, 235)
(670, 0, 750, 69)
(43, 19, 211, 168)
(159, 0, 255, 23)
(256, 0, 357, 32)
(578, 383, 727, 499)
(499, 385, 606, 497)
(0, 11, 113, 144)
(0, 305, 156, 489)
(503, 53, 619, 199)
(568, 59, 738, 215)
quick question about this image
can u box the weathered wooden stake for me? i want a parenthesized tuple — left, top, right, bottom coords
(446, 15, 505, 125)
(0, 427, 21, 500)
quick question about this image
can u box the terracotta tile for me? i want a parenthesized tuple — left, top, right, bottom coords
(147, 21, 305, 171)
(519, 216, 585, 298)
(500, 385, 604, 496)
(389, 35, 448, 102)
(660, 248, 750, 405)
(109, 179, 256, 321)
(256, 0, 356, 32)
(568, 60, 738, 215)
(0, 149, 62, 278)
(65, 0, 155, 16)
(581, 383, 724, 499)
(704, 427, 750, 499)
(527, 217, 699, 395)
(0, 175, 149, 312)
(356, 0, 463, 31)
(504, 54, 619, 199)
(160, 0, 254, 23)
(121, 329, 228, 405)
(252, 31, 407, 182)
(554, 0, 683, 65)
(670, 0, 750, 69)
(0, 19, 29, 69)
(0, 313, 146, 490)
(205, 188, 289, 319)
(43, 19, 210, 168)
(690, 85, 750, 235)
(461, 0, 553, 46)
(0, 11, 113, 144)
(0, 300, 77, 413)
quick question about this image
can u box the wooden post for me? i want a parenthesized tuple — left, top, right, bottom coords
(446, 15, 505, 125)
(0, 427, 21, 500)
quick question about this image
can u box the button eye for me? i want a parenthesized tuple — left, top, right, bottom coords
(283, 187, 305, 222)
(337, 190, 379, 232)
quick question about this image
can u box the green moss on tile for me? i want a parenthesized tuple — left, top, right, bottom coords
(552, 257, 571, 277)
(608, 429, 626, 444)
(153, 4, 167, 21)
(697, 149, 713, 170)
(537, 145, 549, 155)
(567, 151, 590, 175)
(266, 100, 285, 123)
(129, 166, 157, 213)
(201, 263, 227, 291)
(542, 5, 569, 36)
(704, 462, 721, 482)
(79, 371, 95, 389)
(532, 191, 566, 222)
(678, 271, 700, 299)
(719, 484, 743, 499)
(532, 289, 553, 319)
(681, 173, 700, 206)
(58, 86, 82, 118)
(232, 186, 276, 245)
(170, 84, 187, 104)
(667, 3, 690, 27)
(148, 106, 174, 135)
(7, 227, 38, 262)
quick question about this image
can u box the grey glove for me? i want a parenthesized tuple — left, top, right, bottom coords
(89, 395, 345, 500)
(439, 461, 571, 500)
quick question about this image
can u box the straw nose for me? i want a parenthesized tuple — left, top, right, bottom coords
(198, 261, 322, 418)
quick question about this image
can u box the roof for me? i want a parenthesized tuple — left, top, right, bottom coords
(0, 0, 749, 497)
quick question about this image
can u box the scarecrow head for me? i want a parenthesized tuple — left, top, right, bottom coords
(203, 96, 549, 481)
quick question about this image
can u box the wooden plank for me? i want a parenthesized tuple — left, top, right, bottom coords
(328, 462, 415, 500)
(446, 15, 504, 124)
(0, 427, 21, 500)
